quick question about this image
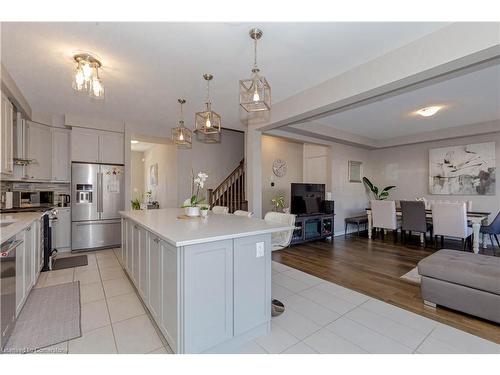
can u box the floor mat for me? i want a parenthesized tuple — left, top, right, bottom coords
(52, 255, 88, 270)
(3, 282, 81, 353)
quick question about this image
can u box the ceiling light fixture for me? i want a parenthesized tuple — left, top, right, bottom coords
(195, 74, 221, 143)
(239, 28, 271, 112)
(172, 98, 192, 149)
(130, 140, 139, 144)
(72, 53, 105, 100)
(416, 105, 442, 117)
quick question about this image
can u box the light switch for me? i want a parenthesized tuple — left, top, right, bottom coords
(256, 242, 265, 258)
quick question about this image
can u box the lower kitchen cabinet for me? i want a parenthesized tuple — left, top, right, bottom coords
(148, 234, 162, 322)
(14, 221, 41, 316)
(53, 208, 71, 251)
(138, 226, 148, 300)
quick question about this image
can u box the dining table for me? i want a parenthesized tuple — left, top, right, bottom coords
(365, 208, 491, 254)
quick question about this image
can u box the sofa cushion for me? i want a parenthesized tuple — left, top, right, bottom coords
(418, 249, 500, 295)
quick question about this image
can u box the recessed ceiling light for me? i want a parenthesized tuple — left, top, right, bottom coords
(416, 106, 442, 117)
(131, 140, 139, 144)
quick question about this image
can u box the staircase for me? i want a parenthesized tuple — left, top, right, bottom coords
(207, 159, 247, 213)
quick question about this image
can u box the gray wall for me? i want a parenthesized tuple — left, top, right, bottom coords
(177, 129, 245, 206)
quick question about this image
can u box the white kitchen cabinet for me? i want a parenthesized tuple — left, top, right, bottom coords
(26, 121, 52, 180)
(51, 128, 71, 182)
(99, 131, 124, 164)
(132, 223, 140, 285)
(24, 224, 34, 293)
(126, 220, 133, 274)
(148, 234, 162, 322)
(138, 227, 148, 300)
(53, 208, 71, 250)
(15, 233, 26, 315)
(71, 127, 123, 164)
(161, 240, 177, 348)
(1, 93, 14, 175)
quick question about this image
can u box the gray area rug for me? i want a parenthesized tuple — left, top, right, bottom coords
(3, 282, 81, 353)
(400, 267, 421, 284)
(53, 255, 88, 270)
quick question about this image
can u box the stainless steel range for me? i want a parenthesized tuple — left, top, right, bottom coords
(71, 162, 124, 251)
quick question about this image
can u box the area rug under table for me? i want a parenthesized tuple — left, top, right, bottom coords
(3, 281, 81, 354)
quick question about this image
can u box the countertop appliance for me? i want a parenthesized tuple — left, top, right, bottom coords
(1, 238, 22, 350)
(71, 162, 124, 251)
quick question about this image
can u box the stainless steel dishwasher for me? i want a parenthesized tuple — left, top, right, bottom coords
(1, 238, 22, 350)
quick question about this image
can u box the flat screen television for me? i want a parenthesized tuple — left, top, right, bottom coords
(290, 183, 325, 216)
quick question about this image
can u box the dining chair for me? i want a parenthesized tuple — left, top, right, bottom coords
(234, 210, 254, 218)
(431, 202, 472, 251)
(212, 206, 229, 214)
(480, 211, 500, 254)
(370, 200, 400, 242)
(400, 200, 433, 247)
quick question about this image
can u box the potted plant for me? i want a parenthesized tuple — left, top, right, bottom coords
(362, 177, 396, 200)
(182, 171, 208, 216)
(131, 198, 141, 210)
(271, 193, 286, 212)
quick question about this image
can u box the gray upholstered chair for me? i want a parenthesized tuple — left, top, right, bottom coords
(480, 211, 500, 253)
(432, 202, 472, 251)
(400, 200, 432, 247)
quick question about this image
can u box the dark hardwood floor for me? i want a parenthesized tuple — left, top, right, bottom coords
(272, 231, 500, 344)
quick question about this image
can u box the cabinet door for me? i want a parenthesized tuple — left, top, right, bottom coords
(99, 131, 124, 164)
(183, 240, 233, 353)
(26, 122, 52, 180)
(24, 225, 34, 293)
(52, 128, 71, 181)
(161, 240, 177, 350)
(138, 227, 148, 300)
(126, 220, 133, 274)
(71, 127, 99, 163)
(1, 94, 14, 175)
(132, 223, 140, 286)
(15, 235, 25, 315)
(148, 235, 162, 321)
(54, 208, 71, 249)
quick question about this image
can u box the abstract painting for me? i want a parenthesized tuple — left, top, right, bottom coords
(429, 142, 496, 195)
(149, 163, 158, 186)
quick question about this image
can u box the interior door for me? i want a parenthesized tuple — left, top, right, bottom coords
(100, 164, 124, 220)
(71, 163, 99, 221)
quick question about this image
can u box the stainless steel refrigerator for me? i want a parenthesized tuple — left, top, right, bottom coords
(71, 162, 124, 251)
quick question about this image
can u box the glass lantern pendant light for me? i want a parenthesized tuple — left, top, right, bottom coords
(195, 74, 222, 141)
(239, 28, 271, 112)
(171, 98, 192, 149)
(72, 53, 105, 100)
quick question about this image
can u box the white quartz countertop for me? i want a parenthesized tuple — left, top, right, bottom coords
(1, 212, 44, 244)
(120, 208, 293, 247)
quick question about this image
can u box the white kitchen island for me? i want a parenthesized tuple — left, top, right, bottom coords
(119, 208, 292, 354)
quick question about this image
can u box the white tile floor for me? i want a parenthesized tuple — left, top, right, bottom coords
(33, 249, 499, 354)
(33, 248, 171, 354)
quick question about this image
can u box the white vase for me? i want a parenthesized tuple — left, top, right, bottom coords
(200, 209, 209, 217)
(184, 206, 200, 217)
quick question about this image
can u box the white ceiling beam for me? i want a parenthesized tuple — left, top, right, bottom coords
(250, 23, 500, 132)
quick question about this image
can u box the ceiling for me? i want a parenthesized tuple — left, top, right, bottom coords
(294, 63, 500, 140)
(1, 22, 448, 133)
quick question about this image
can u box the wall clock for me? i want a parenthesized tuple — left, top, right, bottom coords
(272, 159, 287, 177)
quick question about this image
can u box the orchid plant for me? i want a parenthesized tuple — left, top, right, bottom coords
(182, 171, 209, 208)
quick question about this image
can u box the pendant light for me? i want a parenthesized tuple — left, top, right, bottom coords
(72, 53, 105, 100)
(239, 28, 271, 112)
(195, 74, 221, 143)
(171, 98, 192, 149)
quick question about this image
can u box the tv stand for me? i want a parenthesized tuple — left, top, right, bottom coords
(290, 213, 335, 245)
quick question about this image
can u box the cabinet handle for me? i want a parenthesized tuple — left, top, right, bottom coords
(134, 224, 138, 229)
(27, 227, 31, 231)
(153, 237, 159, 243)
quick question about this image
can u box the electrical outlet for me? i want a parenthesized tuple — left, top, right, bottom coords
(256, 242, 265, 258)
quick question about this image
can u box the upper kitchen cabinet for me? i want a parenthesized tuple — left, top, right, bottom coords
(26, 121, 52, 180)
(1, 93, 14, 175)
(71, 127, 124, 164)
(51, 128, 71, 182)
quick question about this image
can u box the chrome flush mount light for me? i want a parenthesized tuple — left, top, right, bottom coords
(239, 28, 271, 112)
(72, 53, 105, 99)
(195, 74, 221, 143)
(172, 99, 192, 149)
